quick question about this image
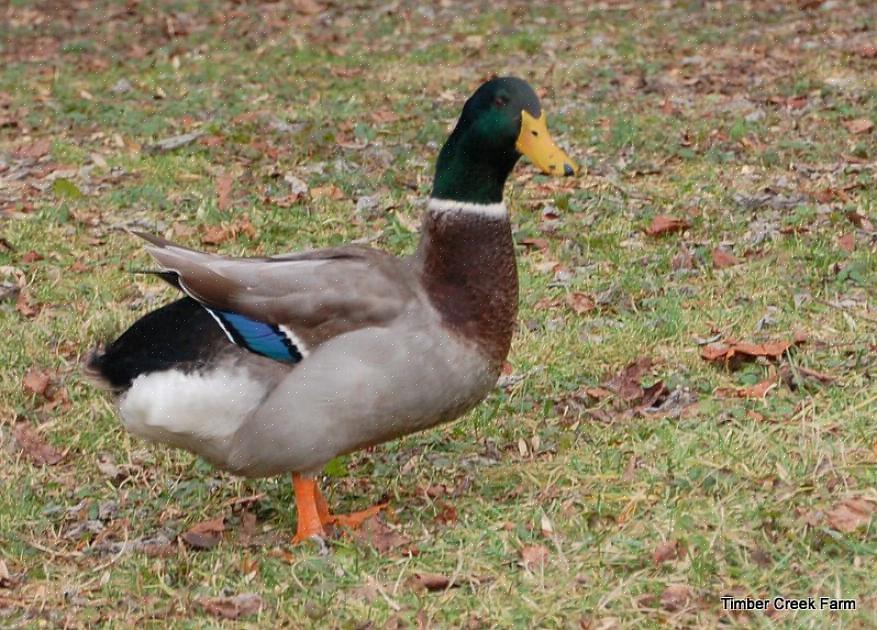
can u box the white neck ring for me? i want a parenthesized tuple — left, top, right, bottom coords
(427, 198, 508, 218)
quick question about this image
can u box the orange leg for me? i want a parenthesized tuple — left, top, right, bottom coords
(314, 484, 332, 526)
(291, 473, 327, 543)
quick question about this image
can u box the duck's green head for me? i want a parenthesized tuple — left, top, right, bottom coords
(432, 77, 577, 205)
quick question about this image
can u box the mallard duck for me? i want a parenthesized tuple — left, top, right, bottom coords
(86, 77, 576, 543)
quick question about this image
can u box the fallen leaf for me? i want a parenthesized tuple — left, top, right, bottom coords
(660, 584, 692, 611)
(532, 260, 561, 275)
(652, 540, 684, 565)
(13, 422, 63, 465)
(0, 559, 15, 588)
(200, 216, 256, 245)
(435, 503, 457, 525)
(780, 365, 837, 390)
(21, 251, 43, 263)
(518, 237, 549, 252)
(540, 513, 554, 537)
(837, 233, 855, 253)
(737, 377, 777, 399)
(583, 386, 612, 400)
(370, 109, 398, 124)
(182, 516, 226, 549)
(311, 184, 344, 200)
(14, 138, 51, 159)
(605, 357, 654, 401)
(411, 572, 454, 592)
(566, 292, 595, 315)
(519, 544, 550, 571)
(843, 118, 874, 135)
(826, 498, 875, 533)
(292, 0, 324, 15)
(15, 290, 40, 318)
(645, 215, 689, 237)
(711, 247, 740, 269)
(351, 517, 410, 555)
(700, 339, 791, 366)
(671, 244, 694, 270)
(145, 131, 204, 153)
(22, 368, 50, 397)
(856, 45, 877, 59)
(216, 172, 233, 212)
(618, 455, 639, 484)
(846, 211, 875, 233)
(240, 511, 257, 538)
(534, 296, 560, 311)
(198, 593, 262, 620)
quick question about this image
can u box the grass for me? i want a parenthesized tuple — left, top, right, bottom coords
(1, 0, 877, 627)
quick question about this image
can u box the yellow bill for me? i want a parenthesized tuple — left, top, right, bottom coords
(515, 110, 577, 177)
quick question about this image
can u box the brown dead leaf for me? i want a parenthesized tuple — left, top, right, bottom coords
(660, 584, 692, 611)
(645, 215, 689, 237)
(21, 250, 43, 263)
(200, 216, 256, 245)
(843, 118, 874, 135)
(200, 225, 227, 245)
(182, 516, 226, 549)
(856, 45, 877, 59)
(22, 368, 50, 397)
(846, 211, 875, 233)
(518, 237, 549, 252)
(737, 378, 777, 399)
(435, 503, 457, 525)
(711, 247, 740, 269)
(652, 540, 684, 565)
(826, 498, 875, 533)
(411, 572, 455, 592)
(13, 422, 63, 465)
(566, 292, 595, 315)
(605, 357, 654, 401)
(311, 184, 344, 200)
(15, 290, 40, 318)
(534, 296, 561, 311)
(671, 244, 694, 270)
(520, 544, 550, 571)
(292, 0, 323, 15)
(14, 138, 51, 159)
(370, 109, 398, 124)
(621, 454, 640, 482)
(750, 547, 772, 567)
(0, 559, 15, 589)
(837, 233, 855, 253)
(584, 386, 612, 400)
(351, 517, 410, 555)
(780, 365, 837, 391)
(700, 339, 791, 365)
(198, 593, 263, 620)
(532, 260, 562, 275)
(216, 172, 233, 212)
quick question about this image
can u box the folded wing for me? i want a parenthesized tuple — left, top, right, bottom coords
(135, 232, 416, 362)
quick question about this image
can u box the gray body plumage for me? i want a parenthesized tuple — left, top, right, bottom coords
(115, 230, 499, 476)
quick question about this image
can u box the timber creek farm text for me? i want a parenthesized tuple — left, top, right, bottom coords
(721, 596, 856, 612)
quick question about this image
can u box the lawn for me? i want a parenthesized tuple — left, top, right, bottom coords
(1, 0, 876, 627)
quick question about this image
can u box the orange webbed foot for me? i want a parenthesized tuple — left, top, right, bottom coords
(292, 474, 388, 545)
(329, 503, 387, 530)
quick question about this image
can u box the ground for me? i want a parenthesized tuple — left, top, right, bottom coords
(1, 0, 876, 627)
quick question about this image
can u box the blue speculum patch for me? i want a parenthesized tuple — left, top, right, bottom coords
(206, 307, 303, 363)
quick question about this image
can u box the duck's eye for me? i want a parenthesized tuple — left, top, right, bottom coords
(493, 95, 509, 108)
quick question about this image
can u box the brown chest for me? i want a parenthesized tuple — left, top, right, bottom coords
(415, 208, 518, 367)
